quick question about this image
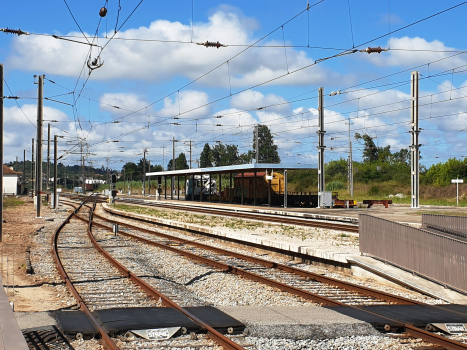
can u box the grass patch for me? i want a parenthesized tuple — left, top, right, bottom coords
(3, 197, 24, 209)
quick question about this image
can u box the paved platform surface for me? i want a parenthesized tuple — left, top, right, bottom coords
(0, 277, 29, 350)
(218, 306, 379, 339)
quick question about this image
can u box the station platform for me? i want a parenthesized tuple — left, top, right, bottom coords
(0, 276, 29, 350)
(103, 203, 467, 305)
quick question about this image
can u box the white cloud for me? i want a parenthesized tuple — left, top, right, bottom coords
(363, 37, 467, 70)
(7, 8, 349, 88)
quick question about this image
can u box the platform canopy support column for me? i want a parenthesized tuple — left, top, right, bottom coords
(191, 176, 194, 201)
(200, 173, 202, 202)
(219, 174, 222, 203)
(229, 172, 233, 204)
(284, 170, 288, 209)
(209, 174, 211, 202)
(254, 171, 257, 206)
(241, 172, 244, 205)
(164, 176, 167, 199)
(177, 176, 180, 200)
(268, 169, 271, 207)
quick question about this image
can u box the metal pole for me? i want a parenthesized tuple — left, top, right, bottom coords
(350, 141, 353, 197)
(189, 141, 192, 169)
(143, 149, 146, 197)
(31, 138, 34, 198)
(317, 87, 325, 208)
(229, 172, 232, 204)
(47, 123, 50, 191)
(254, 171, 257, 206)
(65, 172, 67, 191)
(177, 175, 180, 200)
(410, 71, 420, 208)
(53, 135, 57, 209)
(457, 179, 459, 206)
(255, 125, 259, 163)
(209, 174, 211, 202)
(241, 172, 244, 205)
(0, 64, 3, 242)
(23, 150, 26, 194)
(172, 137, 175, 199)
(284, 170, 288, 209)
(219, 175, 221, 203)
(200, 173, 202, 202)
(36, 75, 43, 217)
(268, 170, 271, 207)
(148, 160, 151, 195)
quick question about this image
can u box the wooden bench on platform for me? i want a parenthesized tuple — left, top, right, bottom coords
(362, 199, 393, 208)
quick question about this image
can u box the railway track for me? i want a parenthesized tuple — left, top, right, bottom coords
(54, 196, 247, 350)
(64, 194, 359, 233)
(61, 196, 467, 349)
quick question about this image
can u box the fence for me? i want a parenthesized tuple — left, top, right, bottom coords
(359, 214, 467, 293)
(422, 214, 467, 235)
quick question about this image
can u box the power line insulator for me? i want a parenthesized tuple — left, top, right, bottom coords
(0, 28, 30, 36)
(99, 7, 108, 17)
(197, 41, 227, 48)
(359, 46, 388, 54)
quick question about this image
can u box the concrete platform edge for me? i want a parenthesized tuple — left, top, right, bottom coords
(0, 277, 29, 350)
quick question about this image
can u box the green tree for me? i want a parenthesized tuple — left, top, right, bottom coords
(200, 143, 213, 168)
(355, 133, 378, 162)
(122, 162, 138, 180)
(252, 124, 280, 163)
(211, 143, 240, 166)
(167, 153, 189, 170)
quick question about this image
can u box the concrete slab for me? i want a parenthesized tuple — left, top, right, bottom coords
(0, 277, 29, 350)
(14, 312, 57, 330)
(218, 306, 379, 340)
(350, 256, 467, 304)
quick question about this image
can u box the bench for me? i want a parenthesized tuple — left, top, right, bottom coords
(363, 199, 393, 208)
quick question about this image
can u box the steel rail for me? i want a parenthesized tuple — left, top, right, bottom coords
(83, 200, 246, 350)
(95, 203, 467, 350)
(116, 198, 360, 232)
(63, 194, 358, 232)
(63, 198, 467, 350)
(51, 196, 120, 350)
(95, 208, 419, 306)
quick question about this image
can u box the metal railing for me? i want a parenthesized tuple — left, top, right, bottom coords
(422, 214, 467, 234)
(359, 214, 467, 292)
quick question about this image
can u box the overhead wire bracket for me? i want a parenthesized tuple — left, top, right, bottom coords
(0, 28, 30, 36)
(197, 41, 227, 48)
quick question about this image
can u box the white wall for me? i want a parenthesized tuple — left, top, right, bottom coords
(3, 175, 18, 195)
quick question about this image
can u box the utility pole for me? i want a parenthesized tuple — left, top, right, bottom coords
(185, 140, 193, 169)
(346, 118, 354, 197)
(255, 124, 259, 163)
(47, 123, 50, 191)
(65, 172, 67, 191)
(23, 149, 26, 193)
(317, 87, 326, 208)
(172, 138, 175, 199)
(0, 64, 3, 243)
(143, 148, 147, 196)
(162, 145, 165, 170)
(31, 138, 34, 198)
(53, 135, 57, 209)
(410, 71, 420, 208)
(36, 75, 44, 218)
(148, 159, 151, 195)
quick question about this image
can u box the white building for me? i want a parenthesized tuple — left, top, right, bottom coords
(3, 165, 21, 195)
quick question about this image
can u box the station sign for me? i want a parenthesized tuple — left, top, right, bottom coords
(451, 179, 464, 184)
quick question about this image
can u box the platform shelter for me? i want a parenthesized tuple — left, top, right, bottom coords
(146, 163, 316, 208)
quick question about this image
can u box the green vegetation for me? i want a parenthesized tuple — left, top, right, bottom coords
(3, 197, 24, 209)
(286, 133, 467, 206)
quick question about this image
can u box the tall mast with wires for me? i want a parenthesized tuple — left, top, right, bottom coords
(317, 87, 325, 208)
(410, 71, 420, 208)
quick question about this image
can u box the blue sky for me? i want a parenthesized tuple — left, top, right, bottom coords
(1, 0, 467, 170)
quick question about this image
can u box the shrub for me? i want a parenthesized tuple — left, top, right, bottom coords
(326, 181, 344, 191)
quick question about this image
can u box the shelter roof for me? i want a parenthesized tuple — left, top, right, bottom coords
(146, 163, 315, 177)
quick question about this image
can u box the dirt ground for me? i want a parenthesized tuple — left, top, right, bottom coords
(1, 197, 75, 312)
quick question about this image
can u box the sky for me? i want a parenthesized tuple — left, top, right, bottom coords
(1, 0, 467, 171)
